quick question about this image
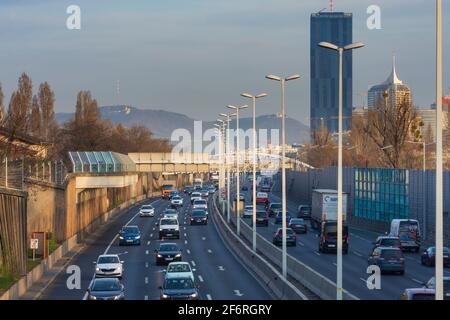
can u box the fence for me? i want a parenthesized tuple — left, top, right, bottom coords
(0, 158, 66, 191)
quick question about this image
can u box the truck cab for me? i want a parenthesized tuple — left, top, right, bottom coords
(318, 221, 349, 254)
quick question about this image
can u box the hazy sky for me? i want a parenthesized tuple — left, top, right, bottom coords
(0, 0, 448, 125)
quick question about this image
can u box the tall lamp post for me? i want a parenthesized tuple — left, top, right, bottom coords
(318, 41, 364, 300)
(220, 112, 235, 223)
(241, 92, 268, 252)
(215, 120, 225, 213)
(435, 0, 444, 301)
(266, 74, 300, 278)
(226, 105, 248, 236)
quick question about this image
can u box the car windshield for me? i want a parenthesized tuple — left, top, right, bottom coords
(164, 209, 177, 214)
(164, 278, 194, 290)
(172, 196, 181, 200)
(192, 210, 206, 217)
(161, 219, 177, 225)
(142, 205, 153, 210)
(381, 249, 402, 259)
(381, 238, 400, 246)
(256, 211, 266, 217)
(290, 219, 304, 224)
(300, 206, 311, 212)
(160, 244, 179, 252)
(167, 264, 191, 273)
(192, 193, 201, 197)
(194, 200, 206, 205)
(324, 225, 348, 236)
(245, 206, 253, 210)
(92, 279, 120, 291)
(271, 204, 282, 209)
(98, 256, 119, 264)
(123, 227, 139, 234)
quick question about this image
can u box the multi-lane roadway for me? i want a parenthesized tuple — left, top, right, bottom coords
(40, 193, 272, 300)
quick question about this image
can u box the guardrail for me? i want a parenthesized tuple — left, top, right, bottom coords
(217, 196, 359, 300)
(212, 195, 308, 300)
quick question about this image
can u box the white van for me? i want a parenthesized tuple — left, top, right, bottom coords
(389, 219, 421, 252)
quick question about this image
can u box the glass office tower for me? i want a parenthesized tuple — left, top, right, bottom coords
(310, 11, 353, 135)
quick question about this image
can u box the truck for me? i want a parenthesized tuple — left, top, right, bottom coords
(193, 178, 203, 189)
(161, 181, 176, 199)
(389, 219, 421, 252)
(310, 189, 348, 230)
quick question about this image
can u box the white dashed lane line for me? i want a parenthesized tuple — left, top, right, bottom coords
(353, 251, 363, 257)
(315, 252, 321, 256)
(207, 249, 212, 253)
(191, 260, 196, 267)
(145, 250, 149, 255)
(206, 294, 212, 300)
(198, 275, 204, 282)
(187, 249, 191, 254)
(145, 277, 148, 284)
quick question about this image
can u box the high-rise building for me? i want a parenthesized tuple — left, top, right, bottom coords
(367, 57, 412, 109)
(310, 11, 353, 134)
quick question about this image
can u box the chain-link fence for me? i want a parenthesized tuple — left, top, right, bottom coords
(0, 157, 67, 191)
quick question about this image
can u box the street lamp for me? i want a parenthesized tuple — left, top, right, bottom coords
(318, 40, 364, 300)
(215, 120, 226, 213)
(435, 0, 444, 301)
(220, 112, 236, 224)
(241, 92, 268, 252)
(266, 73, 300, 279)
(226, 104, 248, 236)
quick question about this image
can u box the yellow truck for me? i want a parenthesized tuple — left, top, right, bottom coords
(161, 181, 176, 199)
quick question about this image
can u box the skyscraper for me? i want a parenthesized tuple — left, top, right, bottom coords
(310, 11, 353, 134)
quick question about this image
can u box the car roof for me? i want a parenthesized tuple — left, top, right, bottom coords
(168, 261, 189, 266)
(160, 242, 178, 247)
(405, 288, 435, 294)
(377, 236, 399, 240)
(98, 254, 119, 258)
(93, 277, 119, 284)
(378, 246, 401, 251)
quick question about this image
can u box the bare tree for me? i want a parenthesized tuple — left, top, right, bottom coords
(38, 82, 57, 141)
(29, 95, 41, 137)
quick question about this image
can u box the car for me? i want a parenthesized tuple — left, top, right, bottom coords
(164, 262, 194, 281)
(267, 203, 282, 217)
(87, 278, 125, 300)
(171, 195, 184, 207)
(273, 228, 296, 246)
(389, 219, 421, 252)
(208, 186, 216, 194)
(318, 221, 349, 254)
(200, 189, 209, 197)
(158, 218, 180, 239)
(401, 288, 435, 300)
(423, 276, 450, 299)
(184, 186, 193, 194)
(241, 185, 248, 191)
(162, 208, 179, 219)
(255, 210, 269, 226)
(190, 192, 202, 204)
(119, 225, 141, 245)
(155, 243, 183, 265)
(190, 209, 208, 225)
(139, 204, 155, 217)
(288, 218, 307, 234)
(297, 205, 312, 219)
(368, 247, 405, 275)
(169, 190, 179, 200)
(259, 184, 271, 193)
(372, 236, 401, 250)
(159, 277, 199, 300)
(255, 192, 269, 205)
(421, 246, 450, 267)
(94, 254, 124, 278)
(275, 211, 292, 224)
(192, 199, 207, 210)
(243, 205, 253, 218)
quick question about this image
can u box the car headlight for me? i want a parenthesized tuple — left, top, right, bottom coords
(157, 254, 163, 258)
(162, 294, 169, 299)
(114, 293, 124, 300)
(135, 235, 141, 239)
(190, 293, 197, 298)
(119, 236, 124, 240)
(175, 253, 181, 258)
(89, 295, 97, 300)
(95, 267, 100, 272)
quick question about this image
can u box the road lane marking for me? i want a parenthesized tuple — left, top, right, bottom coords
(150, 233, 153, 238)
(218, 266, 225, 271)
(298, 241, 305, 246)
(191, 260, 196, 267)
(207, 249, 212, 253)
(315, 252, 321, 256)
(202, 237, 206, 240)
(184, 233, 187, 237)
(360, 278, 368, 284)
(198, 275, 204, 282)
(184, 240, 188, 244)
(333, 262, 337, 266)
(145, 277, 148, 284)
(152, 227, 155, 231)
(353, 251, 363, 257)
(145, 262, 149, 268)
(206, 294, 212, 300)
(411, 278, 423, 284)
(234, 290, 243, 297)
(184, 227, 186, 230)
(187, 249, 191, 254)
(144, 295, 148, 300)
(146, 250, 149, 255)
(147, 241, 150, 245)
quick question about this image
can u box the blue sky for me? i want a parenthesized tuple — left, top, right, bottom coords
(0, 0, 448, 125)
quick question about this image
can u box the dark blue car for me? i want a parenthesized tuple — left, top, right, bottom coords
(119, 225, 141, 246)
(275, 211, 291, 224)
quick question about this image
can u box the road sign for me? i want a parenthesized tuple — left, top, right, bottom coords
(30, 238, 38, 250)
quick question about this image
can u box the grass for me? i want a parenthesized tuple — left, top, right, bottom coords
(0, 273, 19, 293)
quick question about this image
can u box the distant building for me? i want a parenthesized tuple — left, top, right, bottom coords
(367, 58, 412, 109)
(352, 107, 368, 118)
(0, 127, 49, 159)
(310, 11, 353, 134)
(416, 109, 448, 142)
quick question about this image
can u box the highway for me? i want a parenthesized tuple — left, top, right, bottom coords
(39, 193, 272, 300)
(235, 176, 450, 300)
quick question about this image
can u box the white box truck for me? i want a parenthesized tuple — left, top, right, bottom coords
(311, 189, 348, 229)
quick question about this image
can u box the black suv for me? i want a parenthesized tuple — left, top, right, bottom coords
(155, 243, 182, 265)
(318, 221, 348, 254)
(160, 277, 199, 300)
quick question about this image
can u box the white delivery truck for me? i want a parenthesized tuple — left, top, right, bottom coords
(310, 189, 348, 230)
(389, 219, 421, 252)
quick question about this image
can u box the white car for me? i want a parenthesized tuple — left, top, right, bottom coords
(171, 196, 183, 207)
(158, 217, 180, 239)
(164, 262, 194, 282)
(243, 205, 253, 218)
(139, 204, 155, 217)
(190, 192, 202, 203)
(192, 199, 207, 210)
(162, 208, 178, 219)
(94, 254, 124, 278)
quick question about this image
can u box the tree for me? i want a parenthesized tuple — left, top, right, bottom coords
(38, 82, 57, 141)
(5, 73, 33, 135)
(364, 91, 418, 168)
(29, 95, 41, 137)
